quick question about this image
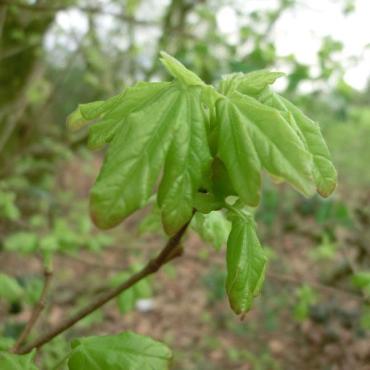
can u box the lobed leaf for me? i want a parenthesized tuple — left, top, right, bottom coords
(68, 331, 172, 370)
(216, 91, 315, 207)
(88, 81, 211, 235)
(257, 89, 337, 197)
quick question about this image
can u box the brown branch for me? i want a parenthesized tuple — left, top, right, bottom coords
(12, 267, 53, 353)
(15, 221, 190, 354)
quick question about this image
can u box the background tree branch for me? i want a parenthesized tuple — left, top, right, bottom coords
(15, 219, 191, 354)
(11, 266, 53, 353)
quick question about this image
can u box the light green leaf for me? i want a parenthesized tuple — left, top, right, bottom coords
(216, 92, 314, 207)
(89, 81, 211, 235)
(0, 273, 24, 302)
(160, 51, 205, 86)
(67, 90, 127, 132)
(4, 232, 38, 254)
(0, 350, 38, 370)
(157, 87, 212, 235)
(226, 212, 267, 314)
(220, 70, 284, 96)
(257, 89, 337, 197)
(66, 107, 86, 132)
(88, 82, 178, 229)
(192, 210, 231, 251)
(68, 332, 172, 370)
(192, 192, 223, 213)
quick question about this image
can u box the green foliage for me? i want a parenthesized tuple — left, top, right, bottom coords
(3, 210, 112, 256)
(0, 337, 15, 351)
(226, 210, 267, 314)
(309, 233, 337, 261)
(68, 332, 172, 370)
(293, 284, 317, 321)
(0, 273, 24, 302)
(191, 210, 231, 250)
(38, 337, 70, 370)
(351, 272, 370, 296)
(257, 89, 337, 197)
(3, 232, 38, 254)
(69, 52, 336, 315)
(0, 190, 20, 221)
(0, 350, 38, 370)
(315, 198, 352, 226)
(360, 306, 370, 330)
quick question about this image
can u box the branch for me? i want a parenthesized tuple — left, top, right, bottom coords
(16, 220, 190, 354)
(0, 1, 157, 27)
(11, 267, 53, 353)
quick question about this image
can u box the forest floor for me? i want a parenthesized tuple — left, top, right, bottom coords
(1, 158, 369, 370)
(2, 220, 369, 370)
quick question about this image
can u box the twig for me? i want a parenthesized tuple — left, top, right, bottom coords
(59, 252, 124, 271)
(267, 271, 366, 302)
(12, 268, 53, 353)
(15, 220, 190, 354)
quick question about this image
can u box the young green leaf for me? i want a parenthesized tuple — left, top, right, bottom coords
(258, 89, 337, 197)
(216, 92, 315, 206)
(220, 70, 284, 97)
(88, 82, 211, 235)
(68, 332, 172, 370)
(159, 51, 205, 87)
(157, 87, 212, 235)
(226, 212, 267, 314)
(87, 82, 170, 149)
(191, 211, 231, 251)
(0, 350, 38, 370)
(66, 53, 337, 320)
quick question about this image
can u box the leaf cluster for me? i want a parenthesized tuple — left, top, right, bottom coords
(68, 52, 336, 314)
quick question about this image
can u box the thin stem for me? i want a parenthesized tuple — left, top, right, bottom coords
(15, 220, 191, 354)
(12, 268, 53, 353)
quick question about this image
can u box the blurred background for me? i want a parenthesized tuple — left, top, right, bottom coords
(0, 0, 370, 369)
